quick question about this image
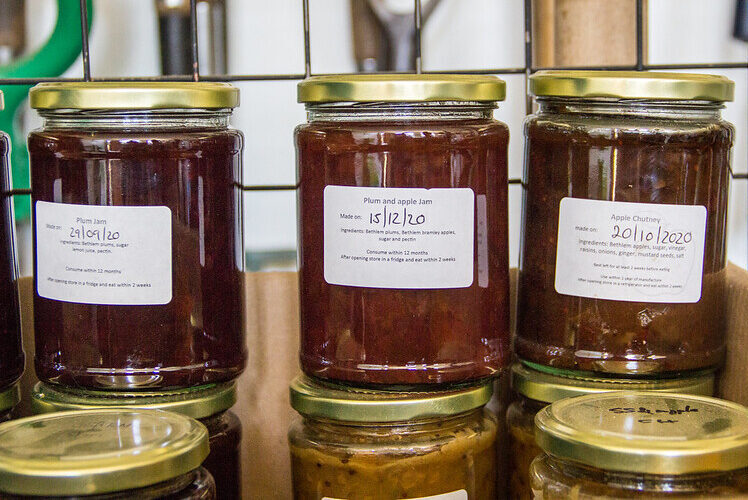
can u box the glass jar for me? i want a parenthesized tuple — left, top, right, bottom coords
(505, 363, 715, 500)
(0, 385, 19, 423)
(516, 71, 734, 375)
(28, 82, 246, 390)
(288, 376, 498, 499)
(0, 92, 24, 392)
(31, 382, 241, 500)
(0, 408, 215, 499)
(296, 75, 510, 387)
(531, 392, 748, 498)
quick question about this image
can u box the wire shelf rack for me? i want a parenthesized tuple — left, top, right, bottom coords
(1, 1, 746, 195)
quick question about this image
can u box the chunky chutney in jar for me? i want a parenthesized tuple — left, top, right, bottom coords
(0, 92, 24, 393)
(517, 71, 734, 375)
(296, 75, 510, 386)
(0, 408, 215, 499)
(31, 381, 241, 500)
(288, 376, 498, 499)
(28, 82, 245, 390)
(505, 363, 715, 500)
(531, 392, 748, 498)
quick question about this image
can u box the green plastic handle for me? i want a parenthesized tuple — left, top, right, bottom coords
(0, 0, 94, 220)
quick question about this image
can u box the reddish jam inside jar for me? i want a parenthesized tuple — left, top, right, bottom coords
(29, 102, 245, 389)
(517, 95, 733, 375)
(297, 97, 509, 387)
(201, 409, 242, 500)
(0, 134, 23, 391)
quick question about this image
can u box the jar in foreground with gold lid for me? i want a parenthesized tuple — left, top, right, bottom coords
(516, 71, 735, 375)
(296, 75, 510, 387)
(288, 376, 498, 499)
(0, 408, 214, 498)
(0, 91, 24, 394)
(28, 82, 245, 390)
(506, 363, 716, 500)
(531, 392, 748, 498)
(31, 382, 241, 500)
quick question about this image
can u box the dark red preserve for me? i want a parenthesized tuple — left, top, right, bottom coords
(517, 71, 734, 375)
(28, 82, 246, 389)
(0, 108, 24, 391)
(296, 75, 510, 387)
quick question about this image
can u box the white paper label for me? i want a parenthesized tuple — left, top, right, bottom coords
(323, 186, 474, 289)
(555, 198, 707, 303)
(35, 201, 173, 305)
(324, 491, 467, 500)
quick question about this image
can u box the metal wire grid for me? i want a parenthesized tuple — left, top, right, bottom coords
(2, 0, 748, 191)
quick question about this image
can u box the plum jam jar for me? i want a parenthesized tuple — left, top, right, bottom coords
(531, 392, 748, 499)
(28, 82, 245, 390)
(516, 71, 734, 375)
(296, 75, 510, 387)
(31, 382, 241, 500)
(288, 376, 498, 500)
(0, 92, 24, 394)
(0, 408, 215, 499)
(506, 363, 715, 500)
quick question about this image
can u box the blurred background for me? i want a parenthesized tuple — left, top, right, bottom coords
(5, 0, 748, 274)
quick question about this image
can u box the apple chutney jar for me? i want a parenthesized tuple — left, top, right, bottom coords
(296, 74, 510, 387)
(28, 82, 246, 390)
(516, 71, 734, 375)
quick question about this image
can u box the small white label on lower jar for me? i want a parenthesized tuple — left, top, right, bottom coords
(324, 491, 467, 500)
(323, 185, 475, 289)
(554, 197, 707, 303)
(35, 201, 173, 305)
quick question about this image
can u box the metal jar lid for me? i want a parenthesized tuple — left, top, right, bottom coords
(32, 382, 236, 420)
(0, 408, 209, 496)
(529, 70, 734, 102)
(290, 375, 492, 423)
(29, 82, 239, 110)
(512, 362, 715, 403)
(535, 392, 748, 475)
(298, 74, 506, 103)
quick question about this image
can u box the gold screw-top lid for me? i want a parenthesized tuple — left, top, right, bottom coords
(512, 362, 715, 403)
(0, 408, 209, 496)
(535, 392, 748, 475)
(29, 82, 239, 110)
(0, 385, 19, 414)
(290, 376, 492, 423)
(298, 74, 506, 103)
(32, 382, 235, 420)
(529, 70, 734, 102)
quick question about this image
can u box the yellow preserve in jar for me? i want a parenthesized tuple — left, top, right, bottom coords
(288, 376, 498, 499)
(531, 392, 748, 498)
(506, 364, 715, 500)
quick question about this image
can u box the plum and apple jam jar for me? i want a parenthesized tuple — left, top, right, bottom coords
(0, 92, 24, 393)
(296, 75, 510, 387)
(31, 382, 241, 500)
(0, 408, 215, 499)
(288, 376, 498, 499)
(28, 82, 246, 390)
(517, 71, 735, 375)
(531, 392, 748, 498)
(506, 363, 715, 500)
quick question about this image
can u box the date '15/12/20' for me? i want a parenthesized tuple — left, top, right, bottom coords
(369, 205, 426, 228)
